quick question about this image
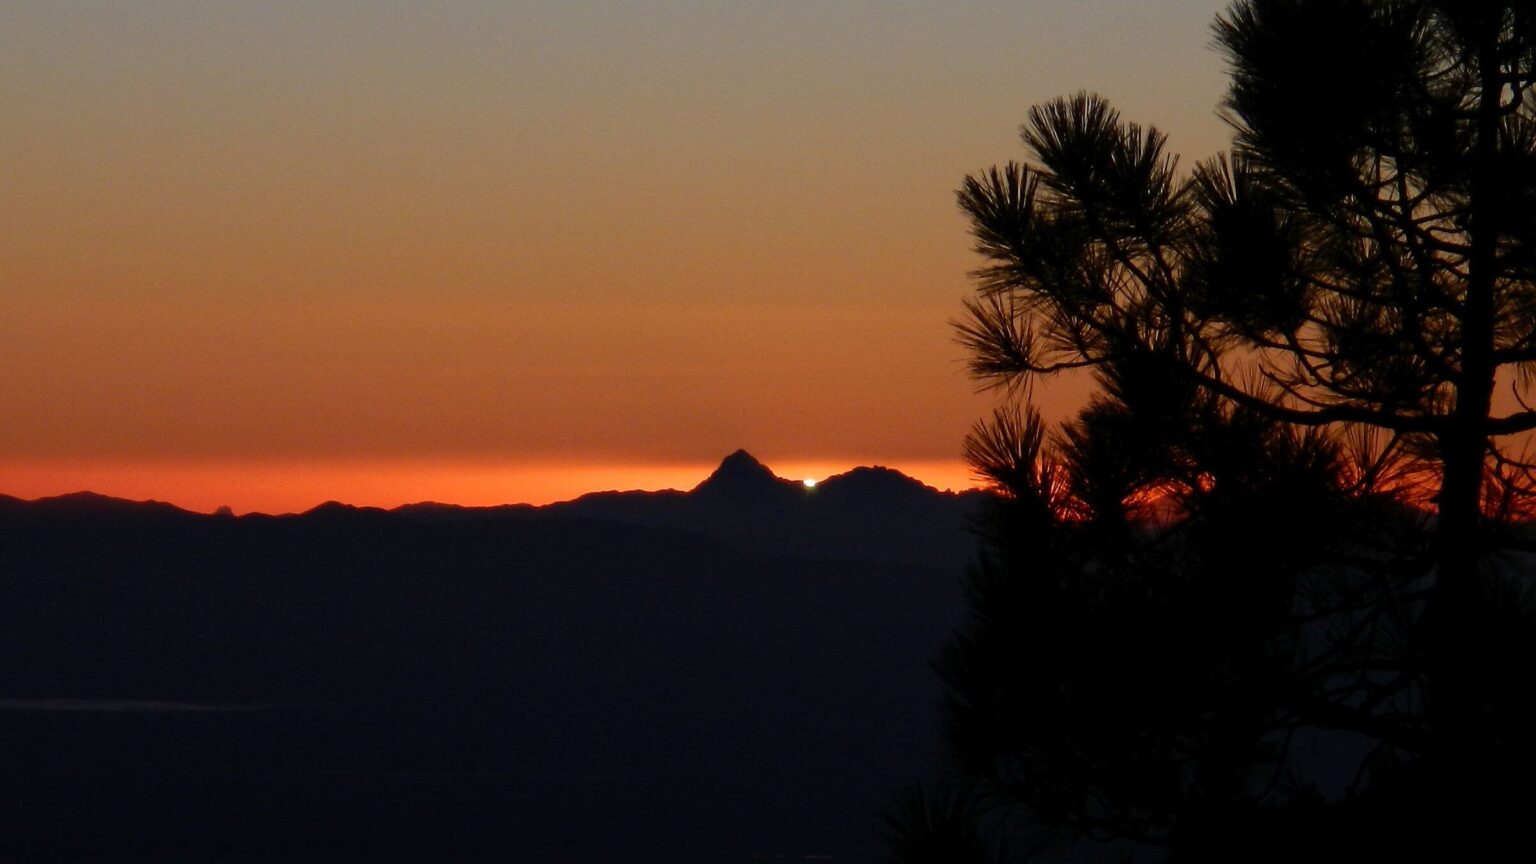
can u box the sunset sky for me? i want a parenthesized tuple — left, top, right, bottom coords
(2, 0, 1233, 512)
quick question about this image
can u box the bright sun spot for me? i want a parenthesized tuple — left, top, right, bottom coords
(802, 478, 817, 488)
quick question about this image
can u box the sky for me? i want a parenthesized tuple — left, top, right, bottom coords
(1, 0, 1234, 512)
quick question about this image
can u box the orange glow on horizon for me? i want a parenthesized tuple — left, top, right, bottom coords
(0, 3, 1232, 483)
(0, 457, 981, 516)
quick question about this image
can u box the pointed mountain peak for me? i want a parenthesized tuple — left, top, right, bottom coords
(692, 449, 787, 494)
(720, 448, 770, 473)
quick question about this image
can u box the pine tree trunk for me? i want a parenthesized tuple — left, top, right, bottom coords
(1434, 363, 1493, 839)
(1430, 21, 1504, 804)
(1435, 412, 1486, 713)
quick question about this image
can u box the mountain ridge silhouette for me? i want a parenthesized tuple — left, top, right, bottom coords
(2, 451, 988, 569)
(0, 449, 976, 860)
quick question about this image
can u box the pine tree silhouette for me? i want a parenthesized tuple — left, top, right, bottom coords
(895, 2, 1536, 859)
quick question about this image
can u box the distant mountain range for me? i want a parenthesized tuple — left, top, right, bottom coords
(2, 449, 990, 571)
(0, 451, 993, 861)
(411, 449, 989, 570)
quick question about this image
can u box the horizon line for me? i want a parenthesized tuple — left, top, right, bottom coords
(0, 454, 983, 517)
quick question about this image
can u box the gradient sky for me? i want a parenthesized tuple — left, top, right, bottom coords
(2, 1, 1234, 511)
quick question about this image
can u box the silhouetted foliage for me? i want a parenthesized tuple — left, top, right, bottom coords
(881, 783, 1001, 864)
(896, 1, 1536, 859)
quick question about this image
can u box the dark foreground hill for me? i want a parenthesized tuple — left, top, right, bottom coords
(0, 454, 984, 862)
